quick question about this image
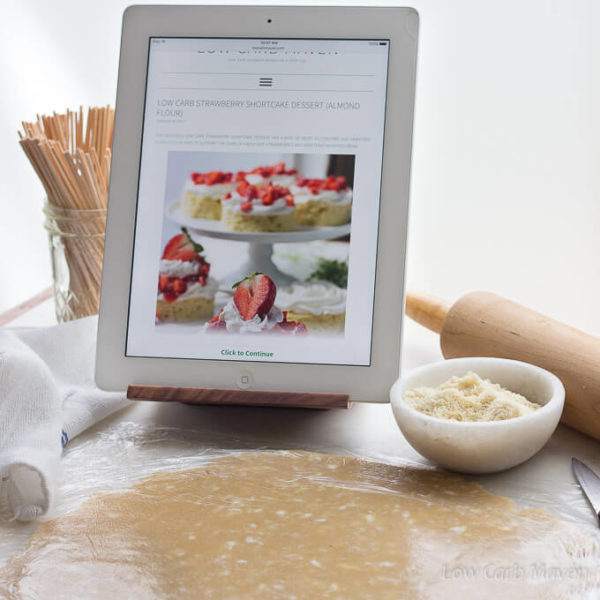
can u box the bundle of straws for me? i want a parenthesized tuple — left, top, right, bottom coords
(18, 106, 114, 320)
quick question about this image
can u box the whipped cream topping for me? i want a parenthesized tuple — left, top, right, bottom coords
(215, 299, 284, 333)
(244, 173, 268, 186)
(290, 185, 353, 206)
(222, 193, 294, 215)
(159, 259, 202, 278)
(158, 276, 218, 301)
(276, 281, 347, 315)
(184, 180, 237, 198)
(245, 174, 297, 188)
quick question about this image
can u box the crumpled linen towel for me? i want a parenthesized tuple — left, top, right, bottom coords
(0, 316, 128, 522)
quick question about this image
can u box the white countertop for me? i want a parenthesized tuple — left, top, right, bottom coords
(2, 302, 600, 567)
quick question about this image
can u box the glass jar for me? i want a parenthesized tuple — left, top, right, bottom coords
(43, 201, 106, 322)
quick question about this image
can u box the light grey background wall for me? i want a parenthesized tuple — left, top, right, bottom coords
(2, 0, 599, 334)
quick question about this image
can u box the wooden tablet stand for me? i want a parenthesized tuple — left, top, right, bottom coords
(127, 385, 351, 410)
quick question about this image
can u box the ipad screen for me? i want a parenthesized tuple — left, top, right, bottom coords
(126, 37, 390, 366)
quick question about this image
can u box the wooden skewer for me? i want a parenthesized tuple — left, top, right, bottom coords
(19, 106, 114, 209)
(18, 106, 113, 320)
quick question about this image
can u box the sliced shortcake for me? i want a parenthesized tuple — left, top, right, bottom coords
(181, 171, 244, 220)
(222, 181, 297, 232)
(157, 228, 218, 322)
(291, 175, 352, 227)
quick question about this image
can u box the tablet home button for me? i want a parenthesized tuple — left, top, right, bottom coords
(237, 371, 253, 390)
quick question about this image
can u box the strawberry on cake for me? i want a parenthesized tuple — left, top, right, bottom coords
(276, 280, 346, 333)
(157, 228, 218, 322)
(222, 180, 297, 232)
(291, 175, 353, 226)
(182, 171, 244, 220)
(244, 162, 298, 188)
(207, 273, 307, 335)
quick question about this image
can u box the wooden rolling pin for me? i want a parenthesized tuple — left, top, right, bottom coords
(406, 291, 600, 441)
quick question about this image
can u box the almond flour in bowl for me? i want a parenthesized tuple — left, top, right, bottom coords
(390, 357, 565, 473)
(403, 371, 540, 422)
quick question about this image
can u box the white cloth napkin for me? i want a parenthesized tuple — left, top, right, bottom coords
(0, 316, 128, 522)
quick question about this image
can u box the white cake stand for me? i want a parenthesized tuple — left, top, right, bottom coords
(167, 202, 350, 286)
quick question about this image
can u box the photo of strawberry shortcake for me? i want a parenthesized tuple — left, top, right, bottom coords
(182, 171, 244, 220)
(157, 228, 218, 322)
(244, 162, 298, 187)
(207, 273, 307, 335)
(161, 152, 356, 339)
(222, 181, 297, 233)
(291, 175, 353, 226)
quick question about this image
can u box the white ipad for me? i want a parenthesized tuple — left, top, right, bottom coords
(96, 4, 418, 402)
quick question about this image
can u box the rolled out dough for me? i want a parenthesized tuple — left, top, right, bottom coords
(1, 451, 598, 599)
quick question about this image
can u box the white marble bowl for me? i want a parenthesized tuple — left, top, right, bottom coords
(390, 357, 565, 474)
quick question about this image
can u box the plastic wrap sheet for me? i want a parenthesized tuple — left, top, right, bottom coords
(1, 420, 600, 599)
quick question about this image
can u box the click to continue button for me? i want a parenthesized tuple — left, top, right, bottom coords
(237, 371, 253, 390)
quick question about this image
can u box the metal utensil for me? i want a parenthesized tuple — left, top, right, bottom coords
(572, 457, 600, 525)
